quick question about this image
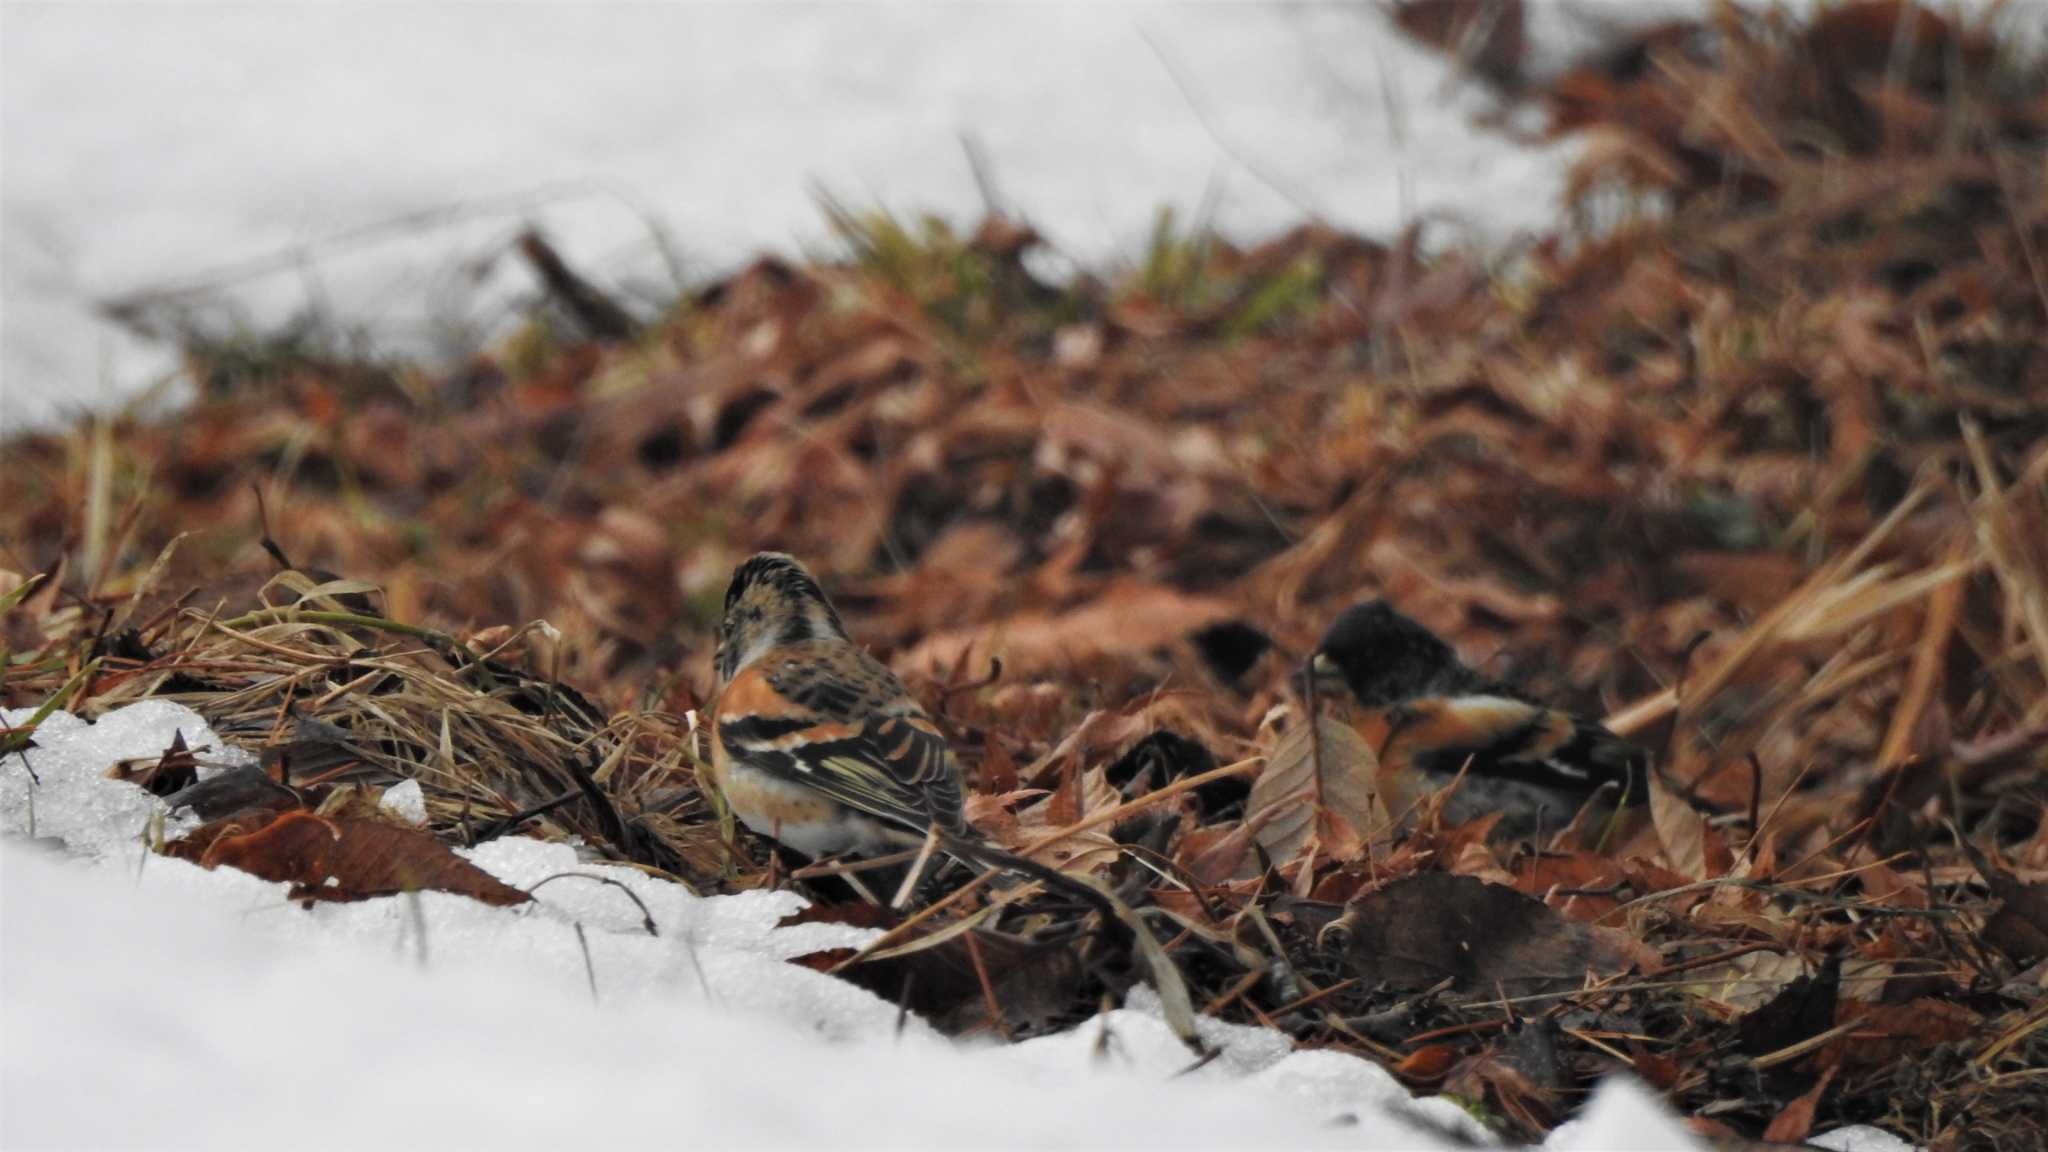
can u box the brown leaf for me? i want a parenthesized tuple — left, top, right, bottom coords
(779, 900, 899, 933)
(1326, 872, 1651, 995)
(1804, 1, 1983, 81)
(1448, 1038, 1561, 1135)
(1245, 718, 1390, 873)
(1827, 999, 1980, 1070)
(896, 582, 1237, 681)
(1513, 852, 1627, 921)
(1315, 801, 1366, 863)
(166, 810, 530, 907)
(1180, 808, 1288, 887)
(984, 768, 1122, 875)
(1855, 860, 1929, 909)
(1415, 810, 1505, 866)
(963, 788, 1042, 843)
(1447, 840, 1515, 887)
(1761, 1067, 1836, 1144)
(1957, 835, 2048, 965)
(1046, 763, 1084, 827)
(1649, 769, 1708, 880)
(1394, 1043, 1461, 1085)
(578, 506, 671, 579)
(1983, 882, 2048, 966)
(1620, 856, 1697, 898)
(1040, 401, 1230, 484)
(1629, 1045, 1685, 1091)
(976, 736, 1019, 795)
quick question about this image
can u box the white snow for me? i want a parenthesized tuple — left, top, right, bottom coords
(1, 700, 1712, 1148)
(0, 698, 235, 861)
(2, 2, 1583, 431)
(379, 777, 428, 825)
(1810, 1126, 1923, 1152)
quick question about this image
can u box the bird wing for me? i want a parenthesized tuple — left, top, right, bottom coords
(714, 642, 966, 837)
(1367, 694, 1645, 800)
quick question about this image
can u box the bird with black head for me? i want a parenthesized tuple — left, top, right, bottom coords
(1305, 599, 1648, 840)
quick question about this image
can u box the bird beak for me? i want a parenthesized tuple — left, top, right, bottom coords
(1294, 651, 1346, 699)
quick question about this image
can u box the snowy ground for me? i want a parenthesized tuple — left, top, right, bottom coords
(2, 701, 1932, 1149)
(1, 1, 1639, 432)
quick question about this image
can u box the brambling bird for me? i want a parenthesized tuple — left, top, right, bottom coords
(707, 552, 968, 858)
(705, 552, 1208, 1049)
(1306, 600, 1647, 838)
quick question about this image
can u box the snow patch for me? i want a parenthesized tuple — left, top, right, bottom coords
(378, 777, 427, 824)
(3, 4, 1576, 430)
(0, 699, 244, 860)
(1543, 1077, 1699, 1150)
(1810, 1126, 1921, 1152)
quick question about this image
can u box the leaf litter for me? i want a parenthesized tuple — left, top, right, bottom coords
(3, 2, 2046, 1146)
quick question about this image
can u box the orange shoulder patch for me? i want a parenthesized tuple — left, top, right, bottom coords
(713, 661, 791, 725)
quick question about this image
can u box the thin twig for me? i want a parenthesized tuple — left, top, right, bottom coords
(574, 922, 599, 1003)
(1019, 755, 1264, 859)
(963, 929, 1014, 1043)
(527, 871, 660, 936)
(891, 825, 943, 911)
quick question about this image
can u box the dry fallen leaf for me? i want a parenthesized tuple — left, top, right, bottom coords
(1244, 717, 1390, 874)
(1761, 1067, 1836, 1144)
(1826, 998, 1980, 1070)
(981, 766, 1122, 875)
(1394, 1043, 1461, 1085)
(1648, 768, 1709, 880)
(896, 582, 1237, 681)
(1325, 872, 1653, 995)
(166, 809, 531, 907)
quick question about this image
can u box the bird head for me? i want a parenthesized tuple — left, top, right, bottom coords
(1306, 599, 1466, 708)
(715, 552, 850, 684)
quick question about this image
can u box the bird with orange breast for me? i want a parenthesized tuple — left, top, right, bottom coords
(705, 551, 968, 859)
(701, 553, 1203, 1047)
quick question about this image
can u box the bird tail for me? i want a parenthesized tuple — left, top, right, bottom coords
(877, 826, 1207, 1053)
